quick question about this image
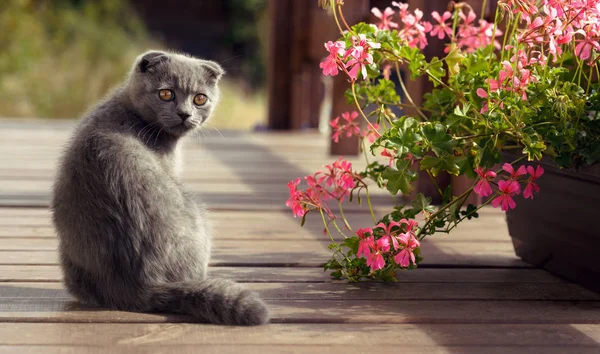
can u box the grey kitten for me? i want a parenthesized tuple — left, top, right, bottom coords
(51, 50, 269, 325)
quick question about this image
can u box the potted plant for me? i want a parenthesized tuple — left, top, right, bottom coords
(286, 0, 600, 288)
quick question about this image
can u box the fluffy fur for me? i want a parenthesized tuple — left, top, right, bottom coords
(51, 50, 269, 325)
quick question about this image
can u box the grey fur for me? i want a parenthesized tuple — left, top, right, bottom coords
(51, 50, 269, 326)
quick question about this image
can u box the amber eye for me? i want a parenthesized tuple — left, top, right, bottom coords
(193, 94, 208, 106)
(158, 89, 174, 101)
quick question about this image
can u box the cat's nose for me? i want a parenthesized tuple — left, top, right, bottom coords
(177, 112, 191, 121)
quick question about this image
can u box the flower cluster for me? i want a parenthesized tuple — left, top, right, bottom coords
(330, 111, 380, 143)
(474, 163, 545, 211)
(320, 34, 380, 80)
(355, 218, 421, 272)
(323, 3, 503, 81)
(370, 2, 500, 53)
(286, 157, 360, 218)
(508, 0, 600, 64)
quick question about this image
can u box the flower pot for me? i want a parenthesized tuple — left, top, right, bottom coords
(506, 160, 600, 293)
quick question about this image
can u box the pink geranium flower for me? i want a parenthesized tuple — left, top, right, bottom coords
(361, 123, 380, 143)
(492, 180, 521, 211)
(474, 167, 497, 197)
(502, 163, 527, 182)
(366, 236, 390, 271)
(381, 149, 396, 167)
(575, 30, 600, 62)
(371, 7, 398, 30)
(400, 218, 419, 233)
(430, 11, 453, 39)
(394, 232, 420, 267)
(286, 178, 306, 217)
(319, 41, 345, 76)
(345, 34, 379, 81)
(356, 228, 373, 258)
(523, 165, 544, 199)
(375, 221, 402, 250)
(330, 111, 360, 143)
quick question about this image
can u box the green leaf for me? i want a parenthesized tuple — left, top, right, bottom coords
(382, 160, 417, 195)
(420, 153, 461, 176)
(460, 204, 479, 220)
(421, 123, 455, 156)
(427, 57, 446, 86)
(412, 193, 436, 213)
(444, 44, 465, 77)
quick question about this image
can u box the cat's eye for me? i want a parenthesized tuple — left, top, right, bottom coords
(193, 94, 208, 106)
(159, 89, 175, 102)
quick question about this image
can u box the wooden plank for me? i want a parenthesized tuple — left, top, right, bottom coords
(0, 215, 510, 242)
(1, 345, 599, 354)
(0, 323, 599, 346)
(0, 298, 599, 324)
(0, 266, 333, 283)
(0, 266, 567, 284)
(0, 281, 597, 301)
(0, 238, 526, 267)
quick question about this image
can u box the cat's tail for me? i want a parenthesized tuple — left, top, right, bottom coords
(148, 278, 270, 326)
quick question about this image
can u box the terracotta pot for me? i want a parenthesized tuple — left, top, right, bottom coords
(506, 158, 600, 292)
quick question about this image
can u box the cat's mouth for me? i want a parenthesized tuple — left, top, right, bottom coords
(165, 120, 198, 135)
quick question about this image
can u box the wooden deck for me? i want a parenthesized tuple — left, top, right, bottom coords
(0, 119, 599, 353)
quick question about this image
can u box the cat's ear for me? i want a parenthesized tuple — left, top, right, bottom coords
(137, 51, 169, 73)
(201, 60, 225, 83)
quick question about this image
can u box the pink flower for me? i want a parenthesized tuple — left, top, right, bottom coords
(319, 41, 345, 76)
(371, 7, 398, 30)
(575, 30, 600, 62)
(492, 180, 520, 211)
(321, 157, 356, 201)
(346, 45, 373, 80)
(474, 167, 497, 197)
(381, 149, 396, 167)
(286, 178, 306, 217)
(366, 236, 390, 271)
(356, 228, 373, 258)
(361, 123, 380, 143)
(400, 218, 419, 233)
(341, 111, 361, 137)
(345, 34, 379, 81)
(523, 165, 544, 199)
(430, 11, 453, 39)
(375, 221, 402, 250)
(330, 111, 361, 143)
(502, 163, 527, 181)
(394, 232, 420, 267)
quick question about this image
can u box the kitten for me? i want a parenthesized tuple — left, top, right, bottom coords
(51, 50, 269, 325)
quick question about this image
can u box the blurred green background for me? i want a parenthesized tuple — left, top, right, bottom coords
(0, 0, 268, 129)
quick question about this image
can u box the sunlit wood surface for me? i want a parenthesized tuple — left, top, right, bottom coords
(0, 119, 599, 354)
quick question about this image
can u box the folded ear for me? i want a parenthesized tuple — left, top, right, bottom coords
(137, 51, 170, 73)
(201, 60, 225, 83)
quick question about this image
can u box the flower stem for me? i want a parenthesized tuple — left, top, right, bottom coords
(417, 184, 476, 239)
(364, 186, 378, 224)
(447, 193, 497, 233)
(320, 209, 350, 262)
(426, 170, 444, 198)
(337, 4, 354, 33)
(337, 200, 353, 233)
(330, 0, 344, 35)
(331, 218, 350, 239)
(395, 62, 428, 120)
(361, 138, 371, 165)
(352, 82, 382, 137)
